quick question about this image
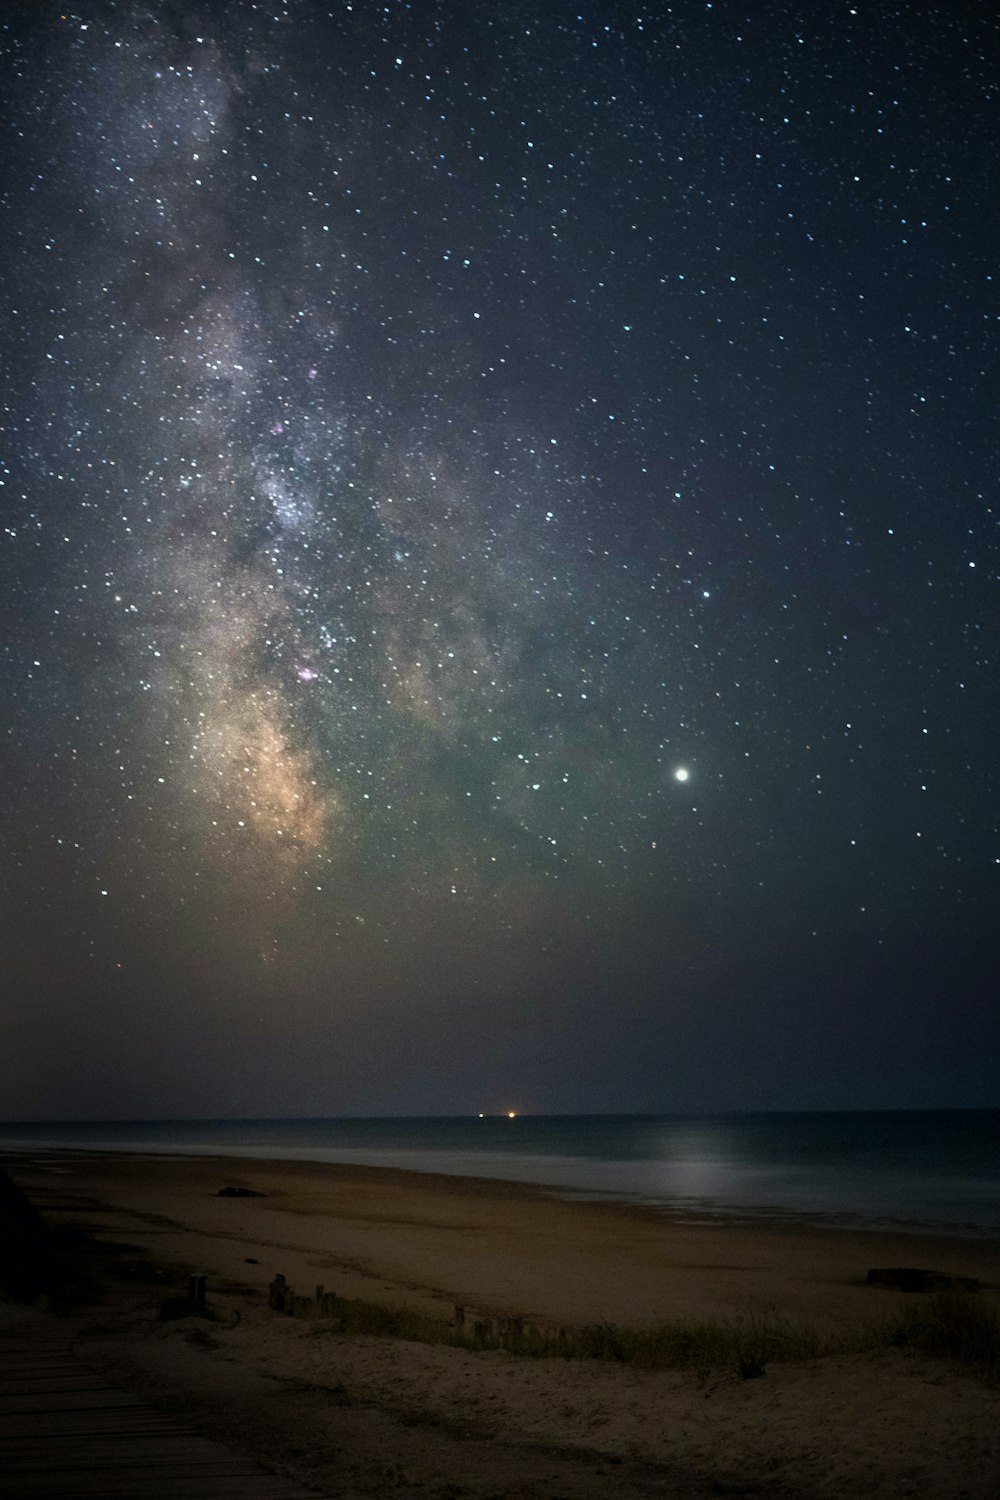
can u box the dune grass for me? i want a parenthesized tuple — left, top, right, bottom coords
(531, 1311, 823, 1376)
(886, 1292, 1000, 1382)
(307, 1289, 1000, 1383)
(311, 1295, 825, 1376)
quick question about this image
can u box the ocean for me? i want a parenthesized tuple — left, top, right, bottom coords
(1, 1111, 998, 1236)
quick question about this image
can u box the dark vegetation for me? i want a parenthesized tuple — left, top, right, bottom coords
(307, 1290, 1000, 1384)
(0, 1167, 55, 1300)
(0, 1166, 101, 1308)
(888, 1292, 1000, 1383)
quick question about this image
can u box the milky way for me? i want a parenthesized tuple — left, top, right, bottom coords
(1, 3, 997, 1116)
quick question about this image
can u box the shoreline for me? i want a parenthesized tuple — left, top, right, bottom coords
(6, 1147, 999, 1331)
(3, 1140, 998, 1243)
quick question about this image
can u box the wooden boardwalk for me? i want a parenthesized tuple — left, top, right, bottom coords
(0, 1326, 318, 1498)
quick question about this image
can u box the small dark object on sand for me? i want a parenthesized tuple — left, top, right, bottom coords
(245, 1256, 259, 1264)
(217, 1185, 266, 1197)
(867, 1267, 980, 1293)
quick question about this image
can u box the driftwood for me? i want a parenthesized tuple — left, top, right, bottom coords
(866, 1267, 980, 1293)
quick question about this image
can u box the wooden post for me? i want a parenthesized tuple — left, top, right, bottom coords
(500, 1316, 522, 1346)
(453, 1304, 465, 1329)
(188, 1274, 206, 1305)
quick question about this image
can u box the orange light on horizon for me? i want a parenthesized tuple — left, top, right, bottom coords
(507, 1111, 517, 1119)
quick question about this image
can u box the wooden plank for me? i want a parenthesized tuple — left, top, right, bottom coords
(0, 1374, 107, 1386)
(6, 1470, 313, 1494)
(0, 1390, 151, 1412)
(1, 1469, 313, 1498)
(1, 1459, 314, 1497)
(0, 1402, 189, 1423)
(0, 1356, 319, 1494)
(0, 1421, 193, 1441)
(1, 1452, 272, 1473)
(0, 1332, 320, 1498)
(0, 1443, 263, 1469)
(0, 1364, 89, 1374)
(0, 1350, 85, 1361)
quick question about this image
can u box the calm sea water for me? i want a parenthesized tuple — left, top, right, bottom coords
(1, 1112, 998, 1235)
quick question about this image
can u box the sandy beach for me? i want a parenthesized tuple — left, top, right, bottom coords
(5, 1149, 1000, 1497)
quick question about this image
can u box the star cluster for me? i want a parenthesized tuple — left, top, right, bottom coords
(1, 2, 997, 1116)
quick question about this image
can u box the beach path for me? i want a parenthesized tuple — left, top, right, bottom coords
(0, 1321, 315, 1499)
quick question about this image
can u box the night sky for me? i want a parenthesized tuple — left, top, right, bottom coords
(1, 1, 997, 1121)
